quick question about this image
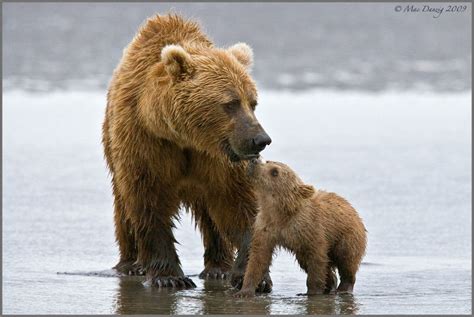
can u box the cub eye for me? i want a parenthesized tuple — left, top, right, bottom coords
(223, 100, 240, 114)
(271, 168, 279, 177)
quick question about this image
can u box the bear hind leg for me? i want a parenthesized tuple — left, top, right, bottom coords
(333, 238, 364, 294)
(324, 264, 338, 294)
(334, 249, 359, 293)
(305, 256, 329, 295)
(296, 250, 331, 296)
(336, 261, 358, 294)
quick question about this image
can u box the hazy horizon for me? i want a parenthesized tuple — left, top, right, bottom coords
(3, 2, 471, 92)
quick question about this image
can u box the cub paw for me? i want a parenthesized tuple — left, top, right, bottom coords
(234, 288, 255, 298)
(230, 271, 272, 293)
(230, 271, 244, 289)
(255, 274, 272, 293)
(297, 289, 325, 296)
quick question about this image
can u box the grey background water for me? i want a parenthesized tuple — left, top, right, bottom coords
(2, 2, 472, 315)
(3, 2, 471, 92)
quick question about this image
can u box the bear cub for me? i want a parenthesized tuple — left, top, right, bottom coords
(236, 160, 367, 297)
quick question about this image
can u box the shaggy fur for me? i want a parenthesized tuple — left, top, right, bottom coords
(235, 161, 367, 297)
(103, 13, 271, 289)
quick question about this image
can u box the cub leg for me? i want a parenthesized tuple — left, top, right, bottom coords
(297, 250, 330, 296)
(333, 234, 365, 294)
(336, 262, 358, 294)
(324, 265, 338, 294)
(234, 229, 275, 297)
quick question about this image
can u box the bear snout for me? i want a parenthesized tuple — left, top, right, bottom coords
(251, 133, 272, 152)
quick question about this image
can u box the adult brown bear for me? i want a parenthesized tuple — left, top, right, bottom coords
(102, 14, 272, 290)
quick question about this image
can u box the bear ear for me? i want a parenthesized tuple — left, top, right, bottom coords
(298, 184, 315, 200)
(161, 44, 193, 81)
(227, 42, 254, 69)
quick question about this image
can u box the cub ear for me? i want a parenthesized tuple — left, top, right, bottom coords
(161, 44, 193, 81)
(227, 42, 254, 69)
(298, 184, 315, 199)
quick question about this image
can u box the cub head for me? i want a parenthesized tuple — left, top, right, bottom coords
(155, 42, 271, 162)
(249, 160, 315, 209)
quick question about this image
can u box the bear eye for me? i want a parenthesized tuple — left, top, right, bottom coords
(271, 168, 279, 177)
(250, 100, 258, 111)
(223, 100, 240, 114)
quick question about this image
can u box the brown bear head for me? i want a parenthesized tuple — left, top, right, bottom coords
(149, 42, 271, 162)
(249, 160, 315, 212)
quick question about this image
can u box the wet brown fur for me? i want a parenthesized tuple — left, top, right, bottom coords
(236, 161, 367, 296)
(103, 14, 270, 287)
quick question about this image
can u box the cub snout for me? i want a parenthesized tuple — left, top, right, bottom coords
(246, 156, 265, 177)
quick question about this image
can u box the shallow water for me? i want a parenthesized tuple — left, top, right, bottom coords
(2, 90, 471, 314)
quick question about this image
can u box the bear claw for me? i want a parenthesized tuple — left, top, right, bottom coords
(113, 261, 144, 276)
(148, 276, 196, 289)
(199, 267, 230, 280)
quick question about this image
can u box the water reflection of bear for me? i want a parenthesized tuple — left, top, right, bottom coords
(200, 280, 272, 314)
(114, 279, 271, 314)
(303, 294, 359, 315)
(114, 279, 179, 314)
(114, 278, 358, 314)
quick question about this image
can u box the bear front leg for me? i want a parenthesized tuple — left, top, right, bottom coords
(124, 183, 195, 289)
(231, 230, 273, 294)
(135, 212, 196, 288)
(112, 195, 142, 276)
(194, 203, 234, 280)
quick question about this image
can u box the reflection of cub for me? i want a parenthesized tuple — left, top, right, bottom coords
(236, 160, 367, 297)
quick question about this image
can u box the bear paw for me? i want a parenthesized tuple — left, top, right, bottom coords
(231, 271, 272, 293)
(199, 266, 230, 280)
(113, 260, 145, 276)
(145, 276, 196, 289)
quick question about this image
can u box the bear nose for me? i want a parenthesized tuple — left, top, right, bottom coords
(252, 133, 272, 152)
